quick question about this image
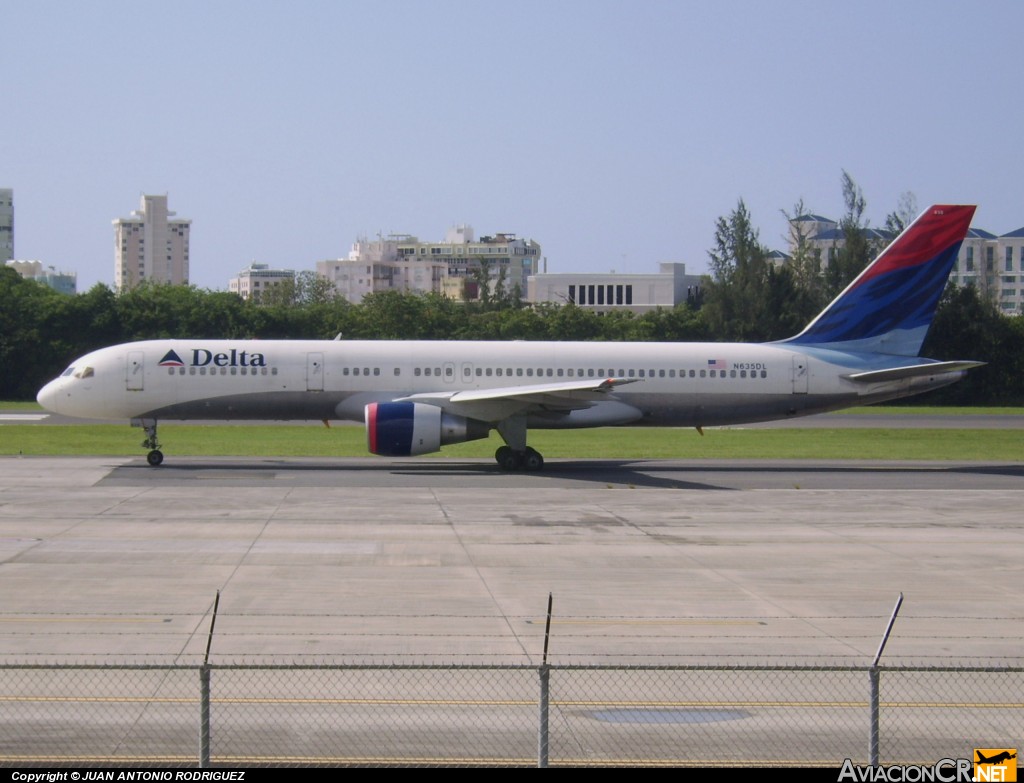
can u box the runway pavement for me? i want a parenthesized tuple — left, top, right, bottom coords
(0, 454, 1021, 664)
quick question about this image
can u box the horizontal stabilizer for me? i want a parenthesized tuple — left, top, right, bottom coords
(842, 361, 985, 383)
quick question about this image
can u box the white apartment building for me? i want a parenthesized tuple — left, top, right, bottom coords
(0, 188, 13, 263)
(5, 260, 77, 295)
(528, 262, 703, 314)
(229, 262, 295, 301)
(787, 214, 1024, 315)
(316, 234, 447, 304)
(113, 194, 191, 292)
(949, 227, 1024, 315)
(317, 226, 540, 304)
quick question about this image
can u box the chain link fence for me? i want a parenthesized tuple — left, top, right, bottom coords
(0, 662, 1020, 767)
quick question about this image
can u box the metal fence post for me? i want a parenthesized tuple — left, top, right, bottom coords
(870, 593, 903, 768)
(200, 591, 220, 768)
(200, 664, 211, 768)
(538, 664, 550, 768)
(869, 666, 880, 767)
(538, 592, 553, 768)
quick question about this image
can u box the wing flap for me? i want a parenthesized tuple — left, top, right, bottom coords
(395, 378, 639, 421)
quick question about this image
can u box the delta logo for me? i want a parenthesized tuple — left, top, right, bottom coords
(975, 749, 1017, 782)
(158, 348, 268, 368)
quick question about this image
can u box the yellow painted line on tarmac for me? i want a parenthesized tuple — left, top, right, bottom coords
(526, 618, 766, 626)
(0, 616, 169, 624)
(3, 693, 1017, 709)
(0, 753, 849, 767)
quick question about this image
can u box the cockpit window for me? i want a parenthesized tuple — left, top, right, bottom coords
(60, 366, 75, 377)
(73, 366, 94, 379)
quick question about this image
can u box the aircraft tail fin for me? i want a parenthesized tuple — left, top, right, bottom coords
(781, 204, 976, 356)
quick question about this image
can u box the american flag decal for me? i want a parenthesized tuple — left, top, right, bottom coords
(707, 359, 727, 369)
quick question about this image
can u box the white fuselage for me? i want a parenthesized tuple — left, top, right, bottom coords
(36, 338, 961, 429)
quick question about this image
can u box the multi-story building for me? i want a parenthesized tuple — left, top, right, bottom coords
(113, 194, 191, 292)
(5, 260, 77, 295)
(787, 214, 1024, 315)
(229, 262, 296, 301)
(316, 234, 447, 304)
(527, 263, 703, 314)
(318, 226, 540, 304)
(948, 226, 1024, 314)
(0, 188, 13, 263)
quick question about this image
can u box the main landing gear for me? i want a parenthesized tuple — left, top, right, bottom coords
(494, 414, 544, 471)
(495, 445, 544, 472)
(137, 418, 163, 466)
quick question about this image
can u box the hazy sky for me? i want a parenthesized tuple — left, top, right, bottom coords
(4, 0, 1022, 291)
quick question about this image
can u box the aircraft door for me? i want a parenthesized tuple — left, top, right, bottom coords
(460, 362, 474, 386)
(126, 351, 144, 391)
(791, 355, 809, 394)
(306, 352, 324, 392)
(443, 362, 456, 384)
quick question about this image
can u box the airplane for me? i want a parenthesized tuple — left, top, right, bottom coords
(37, 204, 982, 471)
(976, 751, 1016, 765)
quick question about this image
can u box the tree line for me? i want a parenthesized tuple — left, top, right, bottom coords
(3, 178, 1021, 404)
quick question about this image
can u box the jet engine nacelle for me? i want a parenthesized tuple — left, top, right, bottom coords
(365, 402, 490, 457)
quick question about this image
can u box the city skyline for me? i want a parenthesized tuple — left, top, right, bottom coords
(3, 1, 1023, 292)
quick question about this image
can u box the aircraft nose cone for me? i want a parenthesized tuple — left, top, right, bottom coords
(37, 379, 61, 413)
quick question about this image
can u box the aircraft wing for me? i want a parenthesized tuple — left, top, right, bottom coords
(842, 361, 986, 383)
(395, 377, 640, 422)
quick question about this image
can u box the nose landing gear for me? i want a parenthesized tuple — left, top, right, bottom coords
(135, 418, 164, 467)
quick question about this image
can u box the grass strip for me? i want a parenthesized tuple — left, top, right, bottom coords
(1, 424, 1020, 462)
